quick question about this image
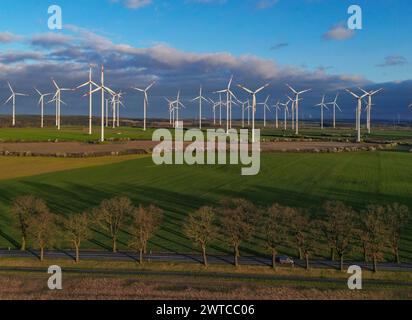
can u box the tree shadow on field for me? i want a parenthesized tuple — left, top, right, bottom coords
(0, 229, 20, 249)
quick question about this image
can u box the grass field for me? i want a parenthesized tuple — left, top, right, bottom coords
(0, 126, 156, 142)
(0, 151, 411, 261)
(0, 125, 411, 143)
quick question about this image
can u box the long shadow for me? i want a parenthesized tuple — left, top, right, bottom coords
(0, 229, 20, 249)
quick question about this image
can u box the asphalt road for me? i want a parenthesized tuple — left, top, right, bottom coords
(1, 249, 412, 273)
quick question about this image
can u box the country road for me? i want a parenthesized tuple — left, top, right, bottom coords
(1, 249, 412, 273)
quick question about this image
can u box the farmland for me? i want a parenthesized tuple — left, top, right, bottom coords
(0, 150, 411, 261)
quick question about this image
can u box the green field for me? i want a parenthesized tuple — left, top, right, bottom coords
(0, 126, 156, 142)
(0, 151, 411, 261)
(0, 125, 411, 143)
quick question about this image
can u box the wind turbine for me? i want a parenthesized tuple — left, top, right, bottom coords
(51, 79, 73, 130)
(287, 85, 311, 135)
(237, 83, 269, 143)
(273, 100, 281, 129)
(314, 95, 329, 130)
(171, 91, 185, 128)
(85, 66, 115, 142)
(326, 94, 342, 129)
(359, 88, 383, 134)
(165, 97, 175, 126)
(209, 98, 220, 126)
(35, 88, 52, 128)
(258, 95, 271, 128)
(191, 86, 209, 130)
(279, 100, 290, 131)
(239, 100, 249, 128)
(132, 82, 155, 131)
(215, 76, 238, 133)
(76, 65, 98, 135)
(346, 89, 369, 143)
(115, 91, 125, 127)
(4, 82, 28, 127)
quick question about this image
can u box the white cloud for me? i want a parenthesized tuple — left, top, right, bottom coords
(323, 23, 355, 41)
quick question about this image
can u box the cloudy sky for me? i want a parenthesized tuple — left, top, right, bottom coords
(0, 0, 411, 120)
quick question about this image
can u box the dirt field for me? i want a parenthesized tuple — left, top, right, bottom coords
(0, 274, 409, 300)
(0, 141, 377, 157)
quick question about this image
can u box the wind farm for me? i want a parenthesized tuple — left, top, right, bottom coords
(0, 0, 412, 303)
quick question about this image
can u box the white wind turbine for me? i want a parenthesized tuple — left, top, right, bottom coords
(132, 82, 155, 131)
(216, 76, 238, 133)
(326, 94, 342, 129)
(239, 100, 249, 128)
(164, 97, 175, 126)
(359, 88, 383, 134)
(51, 79, 73, 130)
(4, 82, 28, 127)
(258, 95, 271, 128)
(171, 91, 185, 128)
(314, 95, 329, 130)
(85, 66, 115, 142)
(273, 100, 281, 129)
(35, 88, 52, 128)
(191, 86, 209, 130)
(76, 65, 98, 135)
(346, 89, 369, 143)
(114, 91, 125, 127)
(209, 98, 219, 126)
(237, 83, 269, 143)
(287, 85, 311, 135)
(279, 100, 290, 131)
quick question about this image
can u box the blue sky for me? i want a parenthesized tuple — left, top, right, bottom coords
(0, 0, 411, 119)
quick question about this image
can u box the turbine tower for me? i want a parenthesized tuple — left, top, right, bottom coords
(273, 100, 281, 129)
(287, 85, 311, 135)
(279, 100, 290, 131)
(35, 88, 52, 128)
(132, 82, 156, 131)
(326, 94, 342, 129)
(359, 88, 383, 134)
(314, 95, 329, 130)
(76, 65, 98, 135)
(171, 91, 185, 128)
(4, 82, 28, 127)
(216, 76, 237, 133)
(86, 66, 115, 142)
(237, 83, 269, 143)
(51, 79, 73, 130)
(258, 95, 271, 128)
(191, 86, 209, 130)
(346, 89, 369, 143)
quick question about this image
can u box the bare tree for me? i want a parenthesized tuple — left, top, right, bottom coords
(129, 205, 163, 264)
(64, 213, 90, 263)
(184, 207, 217, 267)
(302, 222, 317, 271)
(94, 197, 134, 253)
(384, 203, 409, 264)
(10, 196, 48, 251)
(219, 199, 259, 268)
(287, 207, 307, 260)
(262, 204, 287, 269)
(359, 204, 387, 273)
(321, 201, 356, 271)
(28, 211, 57, 261)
